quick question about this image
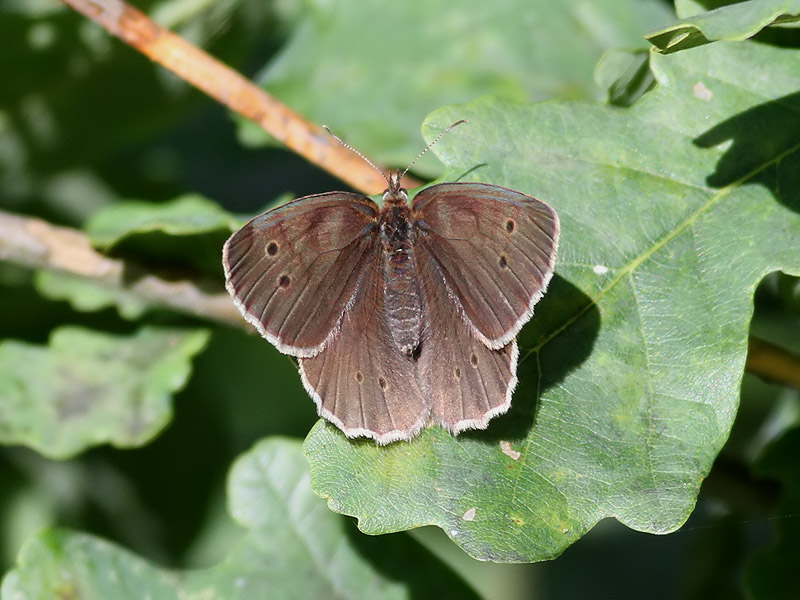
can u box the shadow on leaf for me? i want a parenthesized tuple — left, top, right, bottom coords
(462, 275, 599, 443)
(694, 91, 800, 214)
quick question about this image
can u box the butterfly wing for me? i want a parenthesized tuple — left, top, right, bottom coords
(413, 183, 559, 348)
(223, 192, 378, 357)
(416, 245, 517, 432)
(299, 251, 429, 444)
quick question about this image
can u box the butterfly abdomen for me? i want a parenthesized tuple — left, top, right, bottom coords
(380, 204, 423, 356)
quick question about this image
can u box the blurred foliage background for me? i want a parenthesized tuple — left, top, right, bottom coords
(1, 0, 799, 598)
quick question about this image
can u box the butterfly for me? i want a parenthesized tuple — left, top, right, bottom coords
(223, 127, 559, 444)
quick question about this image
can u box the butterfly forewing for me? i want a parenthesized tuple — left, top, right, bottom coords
(416, 244, 518, 432)
(413, 183, 559, 348)
(223, 192, 378, 357)
(299, 251, 430, 444)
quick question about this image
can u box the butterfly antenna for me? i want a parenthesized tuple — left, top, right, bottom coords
(400, 119, 468, 179)
(322, 125, 387, 181)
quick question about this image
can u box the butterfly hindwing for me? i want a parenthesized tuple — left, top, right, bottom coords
(299, 251, 430, 444)
(416, 243, 518, 432)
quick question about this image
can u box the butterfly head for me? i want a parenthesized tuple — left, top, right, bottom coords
(382, 171, 409, 206)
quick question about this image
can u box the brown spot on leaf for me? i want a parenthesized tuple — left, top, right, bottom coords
(355, 371, 364, 382)
(506, 219, 515, 233)
(499, 255, 508, 269)
(378, 376, 387, 390)
(278, 275, 291, 288)
(454, 367, 461, 379)
(470, 353, 478, 367)
(266, 241, 279, 256)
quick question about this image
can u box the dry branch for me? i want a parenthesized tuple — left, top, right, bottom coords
(0, 209, 244, 328)
(747, 337, 800, 390)
(61, 0, 420, 194)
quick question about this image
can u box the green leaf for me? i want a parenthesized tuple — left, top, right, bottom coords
(33, 271, 149, 319)
(0, 326, 209, 459)
(86, 194, 237, 251)
(594, 48, 655, 107)
(304, 40, 800, 561)
(84, 194, 239, 274)
(240, 0, 673, 175)
(647, 0, 800, 53)
(674, 0, 717, 19)
(0, 438, 478, 599)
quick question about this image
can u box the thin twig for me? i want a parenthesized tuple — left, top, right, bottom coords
(60, 0, 421, 194)
(0, 209, 244, 328)
(747, 337, 800, 390)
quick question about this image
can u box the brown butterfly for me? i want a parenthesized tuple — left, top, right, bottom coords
(223, 125, 559, 444)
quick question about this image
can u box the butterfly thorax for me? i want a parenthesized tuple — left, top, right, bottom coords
(379, 179, 423, 357)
